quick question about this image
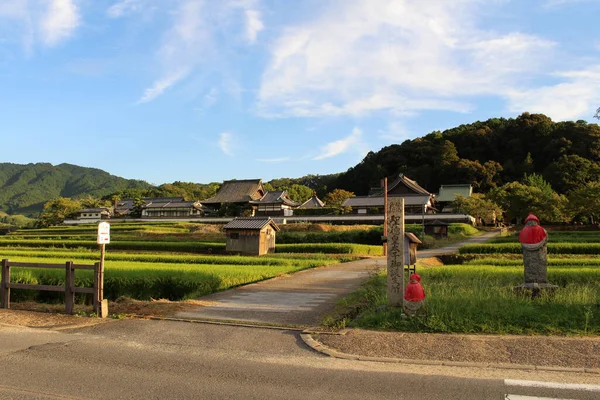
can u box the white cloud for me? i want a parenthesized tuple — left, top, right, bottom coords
(107, 0, 142, 18)
(257, 0, 556, 118)
(40, 0, 79, 46)
(137, 68, 189, 103)
(244, 9, 263, 43)
(0, 0, 79, 50)
(218, 132, 235, 156)
(506, 66, 600, 121)
(314, 127, 366, 160)
(203, 87, 219, 108)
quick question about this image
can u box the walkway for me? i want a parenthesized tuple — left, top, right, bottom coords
(173, 230, 500, 327)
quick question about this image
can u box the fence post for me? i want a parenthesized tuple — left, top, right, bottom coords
(65, 261, 75, 314)
(1, 259, 9, 309)
(93, 261, 100, 312)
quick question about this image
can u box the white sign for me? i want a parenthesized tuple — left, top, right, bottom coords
(97, 222, 110, 244)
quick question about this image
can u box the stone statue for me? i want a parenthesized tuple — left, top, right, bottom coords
(403, 273, 426, 316)
(514, 213, 558, 297)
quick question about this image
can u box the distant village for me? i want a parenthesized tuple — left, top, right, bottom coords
(69, 174, 478, 226)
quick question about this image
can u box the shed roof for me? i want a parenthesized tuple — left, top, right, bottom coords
(202, 179, 264, 204)
(405, 232, 423, 244)
(250, 191, 299, 207)
(342, 194, 431, 208)
(436, 184, 473, 202)
(298, 195, 325, 209)
(78, 208, 110, 213)
(223, 217, 280, 231)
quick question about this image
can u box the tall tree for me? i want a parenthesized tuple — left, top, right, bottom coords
(37, 198, 82, 227)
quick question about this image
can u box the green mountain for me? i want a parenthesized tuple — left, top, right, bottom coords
(335, 113, 600, 195)
(0, 163, 151, 216)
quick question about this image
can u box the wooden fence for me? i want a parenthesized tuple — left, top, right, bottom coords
(0, 259, 107, 318)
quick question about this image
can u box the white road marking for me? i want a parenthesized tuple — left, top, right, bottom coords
(505, 379, 600, 392)
(505, 395, 575, 400)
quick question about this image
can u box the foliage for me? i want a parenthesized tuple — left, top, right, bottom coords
(0, 162, 150, 216)
(452, 193, 502, 224)
(488, 174, 568, 223)
(323, 189, 354, 211)
(36, 198, 83, 228)
(333, 113, 600, 196)
(567, 181, 600, 224)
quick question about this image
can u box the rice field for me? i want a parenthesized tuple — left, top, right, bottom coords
(0, 222, 377, 303)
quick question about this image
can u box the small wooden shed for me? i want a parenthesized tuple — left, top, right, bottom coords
(404, 232, 422, 266)
(424, 220, 449, 239)
(223, 217, 280, 256)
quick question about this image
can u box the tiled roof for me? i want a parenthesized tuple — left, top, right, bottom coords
(250, 191, 299, 207)
(143, 201, 203, 209)
(342, 195, 431, 207)
(370, 174, 430, 196)
(223, 217, 280, 231)
(202, 179, 264, 204)
(298, 195, 325, 209)
(436, 184, 473, 202)
(425, 219, 449, 226)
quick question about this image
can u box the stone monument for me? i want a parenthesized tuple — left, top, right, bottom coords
(387, 197, 405, 307)
(514, 213, 558, 298)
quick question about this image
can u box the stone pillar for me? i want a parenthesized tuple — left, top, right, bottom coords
(387, 198, 405, 307)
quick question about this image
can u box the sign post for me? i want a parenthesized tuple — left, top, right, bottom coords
(95, 222, 110, 318)
(387, 198, 405, 307)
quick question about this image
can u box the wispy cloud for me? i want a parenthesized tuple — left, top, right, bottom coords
(107, 0, 142, 18)
(137, 68, 189, 104)
(218, 132, 235, 156)
(0, 0, 79, 50)
(314, 127, 365, 160)
(40, 0, 79, 47)
(257, 0, 556, 118)
(244, 9, 263, 43)
(136, 0, 264, 104)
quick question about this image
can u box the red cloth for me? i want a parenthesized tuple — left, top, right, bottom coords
(404, 281, 426, 302)
(518, 225, 547, 244)
(524, 213, 540, 224)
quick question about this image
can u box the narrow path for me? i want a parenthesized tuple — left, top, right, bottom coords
(173, 229, 501, 327)
(418, 229, 501, 258)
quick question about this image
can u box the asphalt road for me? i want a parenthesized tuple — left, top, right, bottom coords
(1, 320, 598, 400)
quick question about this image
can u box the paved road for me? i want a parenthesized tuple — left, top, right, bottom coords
(174, 230, 500, 327)
(1, 320, 598, 400)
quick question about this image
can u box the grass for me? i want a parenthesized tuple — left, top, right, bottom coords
(327, 264, 600, 335)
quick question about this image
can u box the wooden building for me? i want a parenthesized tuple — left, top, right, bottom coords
(201, 179, 265, 213)
(436, 184, 473, 212)
(223, 217, 280, 255)
(424, 220, 449, 239)
(342, 174, 435, 215)
(250, 191, 299, 216)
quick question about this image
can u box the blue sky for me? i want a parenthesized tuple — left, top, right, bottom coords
(1, 0, 599, 185)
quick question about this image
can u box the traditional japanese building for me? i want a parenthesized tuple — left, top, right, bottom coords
(436, 184, 473, 212)
(250, 191, 299, 216)
(297, 193, 326, 209)
(342, 174, 435, 215)
(201, 179, 265, 212)
(141, 199, 205, 218)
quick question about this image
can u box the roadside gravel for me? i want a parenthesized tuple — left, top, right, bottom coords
(316, 329, 600, 369)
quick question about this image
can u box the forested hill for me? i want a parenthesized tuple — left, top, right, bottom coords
(0, 163, 151, 216)
(336, 113, 600, 196)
